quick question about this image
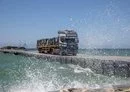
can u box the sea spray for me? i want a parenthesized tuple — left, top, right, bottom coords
(0, 53, 130, 92)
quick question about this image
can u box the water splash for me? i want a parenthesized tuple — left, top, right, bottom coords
(0, 53, 130, 92)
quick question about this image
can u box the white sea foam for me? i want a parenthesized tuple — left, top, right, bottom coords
(68, 64, 93, 74)
(0, 54, 129, 92)
(58, 66, 67, 70)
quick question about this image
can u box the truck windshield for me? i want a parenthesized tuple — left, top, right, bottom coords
(60, 37, 77, 43)
(65, 38, 75, 43)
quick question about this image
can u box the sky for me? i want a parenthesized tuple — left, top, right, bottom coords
(0, 0, 130, 48)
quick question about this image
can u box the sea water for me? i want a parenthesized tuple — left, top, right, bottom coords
(79, 49, 130, 56)
(0, 52, 130, 92)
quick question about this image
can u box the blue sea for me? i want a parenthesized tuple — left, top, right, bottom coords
(0, 49, 130, 92)
(79, 49, 130, 56)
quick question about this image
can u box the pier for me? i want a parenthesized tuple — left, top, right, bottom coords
(0, 49, 130, 77)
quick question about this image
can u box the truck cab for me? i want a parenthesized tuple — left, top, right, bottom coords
(58, 30, 79, 55)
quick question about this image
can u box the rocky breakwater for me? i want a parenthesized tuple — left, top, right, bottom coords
(0, 49, 130, 77)
(60, 84, 130, 92)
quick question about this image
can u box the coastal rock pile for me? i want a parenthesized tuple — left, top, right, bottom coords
(60, 85, 130, 92)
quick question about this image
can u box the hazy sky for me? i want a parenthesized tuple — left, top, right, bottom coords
(0, 0, 130, 48)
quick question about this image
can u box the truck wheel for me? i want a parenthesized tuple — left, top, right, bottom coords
(73, 53, 77, 56)
(60, 52, 63, 56)
(60, 51, 64, 56)
(51, 49, 54, 55)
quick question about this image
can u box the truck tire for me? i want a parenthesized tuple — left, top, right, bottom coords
(73, 53, 77, 56)
(60, 51, 66, 56)
(60, 51, 63, 56)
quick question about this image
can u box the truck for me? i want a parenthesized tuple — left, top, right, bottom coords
(37, 30, 79, 56)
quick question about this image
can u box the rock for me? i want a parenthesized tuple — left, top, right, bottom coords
(60, 88, 115, 92)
